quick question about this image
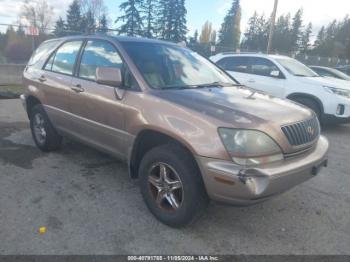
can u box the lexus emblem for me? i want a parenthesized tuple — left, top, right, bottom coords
(307, 126, 315, 136)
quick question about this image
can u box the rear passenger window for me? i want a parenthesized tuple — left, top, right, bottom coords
(51, 41, 83, 75)
(78, 40, 123, 81)
(249, 57, 281, 77)
(217, 57, 248, 73)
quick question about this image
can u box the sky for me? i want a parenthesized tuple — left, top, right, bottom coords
(0, 0, 349, 39)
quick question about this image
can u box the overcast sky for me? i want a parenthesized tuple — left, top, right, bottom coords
(1, 0, 349, 40)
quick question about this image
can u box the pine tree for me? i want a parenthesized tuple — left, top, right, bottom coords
(142, 0, 157, 38)
(300, 22, 312, 53)
(82, 9, 96, 33)
(272, 13, 292, 53)
(290, 9, 304, 52)
(66, 0, 83, 34)
(218, 0, 241, 51)
(157, 0, 187, 42)
(97, 14, 109, 33)
(173, 0, 188, 42)
(54, 17, 66, 37)
(116, 0, 144, 36)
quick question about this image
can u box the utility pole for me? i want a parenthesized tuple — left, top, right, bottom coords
(267, 0, 278, 54)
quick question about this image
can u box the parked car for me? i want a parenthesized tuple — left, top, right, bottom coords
(310, 66, 350, 81)
(21, 36, 329, 227)
(210, 53, 350, 124)
(335, 65, 350, 76)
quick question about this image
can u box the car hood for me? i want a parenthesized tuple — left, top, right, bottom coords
(298, 76, 350, 90)
(152, 86, 313, 128)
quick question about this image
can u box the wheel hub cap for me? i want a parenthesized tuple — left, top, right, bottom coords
(148, 163, 184, 211)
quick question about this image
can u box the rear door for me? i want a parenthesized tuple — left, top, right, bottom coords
(216, 56, 251, 84)
(40, 40, 84, 130)
(69, 39, 129, 158)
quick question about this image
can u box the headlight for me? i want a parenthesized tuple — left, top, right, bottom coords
(218, 128, 283, 166)
(324, 86, 350, 98)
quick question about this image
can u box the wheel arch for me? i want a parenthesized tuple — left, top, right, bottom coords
(287, 92, 324, 114)
(25, 95, 43, 119)
(128, 129, 200, 179)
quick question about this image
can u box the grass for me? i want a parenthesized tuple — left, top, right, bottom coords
(0, 84, 24, 96)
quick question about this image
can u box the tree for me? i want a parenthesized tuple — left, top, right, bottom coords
(157, 0, 188, 42)
(272, 13, 292, 53)
(116, 0, 144, 36)
(199, 21, 213, 43)
(241, 12, 268, 51)
(300, 22, 312, 53)
(82, 8, 96, 33)
(290, 8, 304, 52)
(218, 0, 241, 51)
(97, 14, 109, 33)
(188, 30, 199, 45)
(142, 0, 157, 38)
(54, 17, 66, 37)
(66, 0, 83, 34)
(20, 0, 54, 34)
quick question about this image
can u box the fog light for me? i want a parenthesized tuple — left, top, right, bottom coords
(337, 104, 345, 115)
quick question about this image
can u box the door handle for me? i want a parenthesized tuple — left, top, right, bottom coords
(248, 79, 255, 83)
(38, 75, 46, 82)
(71, 84, 84, 93)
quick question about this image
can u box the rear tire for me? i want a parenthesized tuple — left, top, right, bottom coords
(30, 104, 62, 152)
(139, 144, 209, 228)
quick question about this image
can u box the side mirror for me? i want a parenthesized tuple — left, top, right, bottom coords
(270, 70, 281, 78)
(96, 67, 123, 87)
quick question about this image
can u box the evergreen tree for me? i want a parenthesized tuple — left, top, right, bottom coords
(157, 0, 187, 42)
(142, 0, 157, 38)
(300, 22, 312, 53)
(97, 14, 109, 33)
(188, 30, 199, 45)
(66, 0, 83, 34)
(82, 9, 96, 33)
(218, 0, 241, 51)
(241, 12, 268, 51)
(290, 9, 304, 52)
(272, 13, 292, 53)
(54, 17, 66, 37)
(116, 0, 144, 36)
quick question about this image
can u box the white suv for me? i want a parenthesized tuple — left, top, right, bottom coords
(210, 53, 350, 124)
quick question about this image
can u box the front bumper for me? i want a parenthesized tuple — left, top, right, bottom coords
(322, 114, 350, 124)
(197, 136, 329, 205)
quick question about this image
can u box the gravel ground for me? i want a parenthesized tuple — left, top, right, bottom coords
(0, 99, 349, 255)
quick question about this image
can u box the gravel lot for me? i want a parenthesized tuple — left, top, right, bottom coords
(0, 99, 349, 255)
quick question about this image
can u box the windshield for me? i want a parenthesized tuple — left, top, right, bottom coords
(121, 41, 237, 89)
(276, 58, 319, 77)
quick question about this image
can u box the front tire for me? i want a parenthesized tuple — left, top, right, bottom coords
(139, 144, 209, 227)
(30, 104, 62, 152)
(292, 97, 322, 120)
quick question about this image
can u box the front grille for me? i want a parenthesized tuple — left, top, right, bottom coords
(281, 117, 320, 146)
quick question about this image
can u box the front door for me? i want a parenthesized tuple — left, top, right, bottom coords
(245, 57, 286, 98)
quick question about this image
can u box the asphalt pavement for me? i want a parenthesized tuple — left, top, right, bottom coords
(0, 99, 349, 255)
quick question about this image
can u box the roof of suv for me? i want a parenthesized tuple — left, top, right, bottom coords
(48, 34, 178, 46)
(211, 52, 291, 61)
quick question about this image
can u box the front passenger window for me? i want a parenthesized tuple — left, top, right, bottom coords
(78, 40, 123, 81)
